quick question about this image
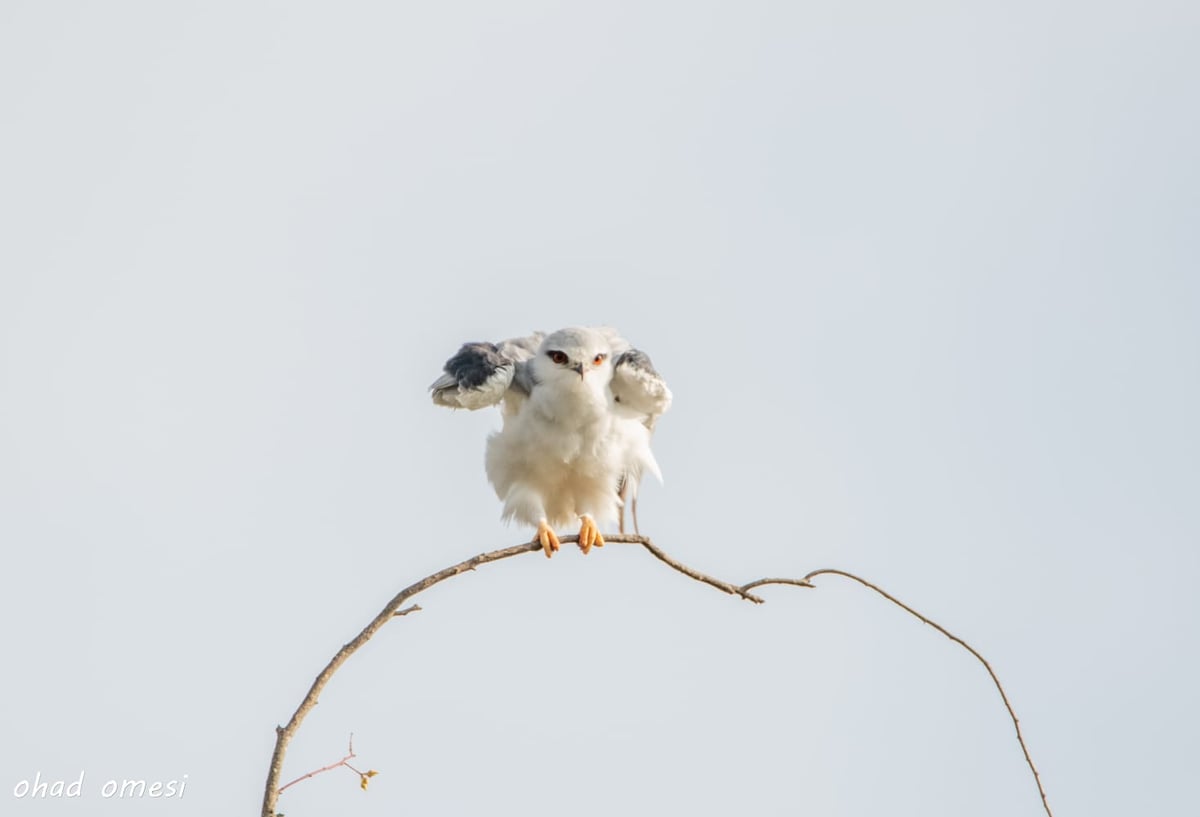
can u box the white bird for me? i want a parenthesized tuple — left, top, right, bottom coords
(430, 327, 671, 557)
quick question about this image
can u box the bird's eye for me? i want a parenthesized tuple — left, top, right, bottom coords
(548, 350, 568, 365)
(592, 353, 606, 366)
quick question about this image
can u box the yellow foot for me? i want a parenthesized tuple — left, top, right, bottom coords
(536, 520, 561, 558)
(577, 514, 605, 555)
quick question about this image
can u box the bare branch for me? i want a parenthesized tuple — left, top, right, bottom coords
(628, 535, 766, 602)
(747, 568, 1054, 817)
(262, 538, 1052, 817)
(262, 541, 540, 816)
(740, 577, 814, 591)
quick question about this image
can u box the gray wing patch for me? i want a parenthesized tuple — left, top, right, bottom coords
(614, 348, 657, 375)
(497, 332, 544, 361)
(430, 332, 545, 410)
(611, 348, 672, 421)
(498, 331, 543, 397)
(511, 359, 538, 396)
(430, 342, 516, 410)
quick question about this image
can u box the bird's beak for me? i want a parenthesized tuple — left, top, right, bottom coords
(571, 363, 584, 377)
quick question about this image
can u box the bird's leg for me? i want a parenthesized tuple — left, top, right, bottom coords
(617, 479, 629, 535)
(631, 494, 641, 536)
(577, 514, 605, 555)
(535, 519, 561, 558)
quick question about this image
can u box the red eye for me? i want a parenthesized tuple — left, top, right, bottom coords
(592, 354, 606, 366)
(548, 350, 568, 365)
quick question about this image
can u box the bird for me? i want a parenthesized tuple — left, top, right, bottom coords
(430, 327, 672, 557)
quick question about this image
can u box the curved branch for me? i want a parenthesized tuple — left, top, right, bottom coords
(262, 539, 1052, 817)
(741, 569, 1053, 817)
(262, 539, 540, 817)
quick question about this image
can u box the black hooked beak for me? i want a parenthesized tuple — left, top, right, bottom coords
(571, 362, 584, 377)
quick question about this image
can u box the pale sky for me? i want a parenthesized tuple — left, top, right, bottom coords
(1, 2, 1197, 816)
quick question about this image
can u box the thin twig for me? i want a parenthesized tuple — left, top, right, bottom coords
(739, 577, 814, 591)
(262, 538, 1052, 817)
(277, 734, 356, 795)
(740, 569, 1053, 817)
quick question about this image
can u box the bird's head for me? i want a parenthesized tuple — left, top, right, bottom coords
(532, 327, 614, 393)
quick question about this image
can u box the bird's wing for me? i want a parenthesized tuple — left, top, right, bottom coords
(430, 332, 544, 410)
(608, 341, 671, 535)
(610, 347, 672, 425)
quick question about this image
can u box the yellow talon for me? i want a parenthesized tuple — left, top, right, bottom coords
(536, 520, 561, 558)
(578, 515, 605, 555)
